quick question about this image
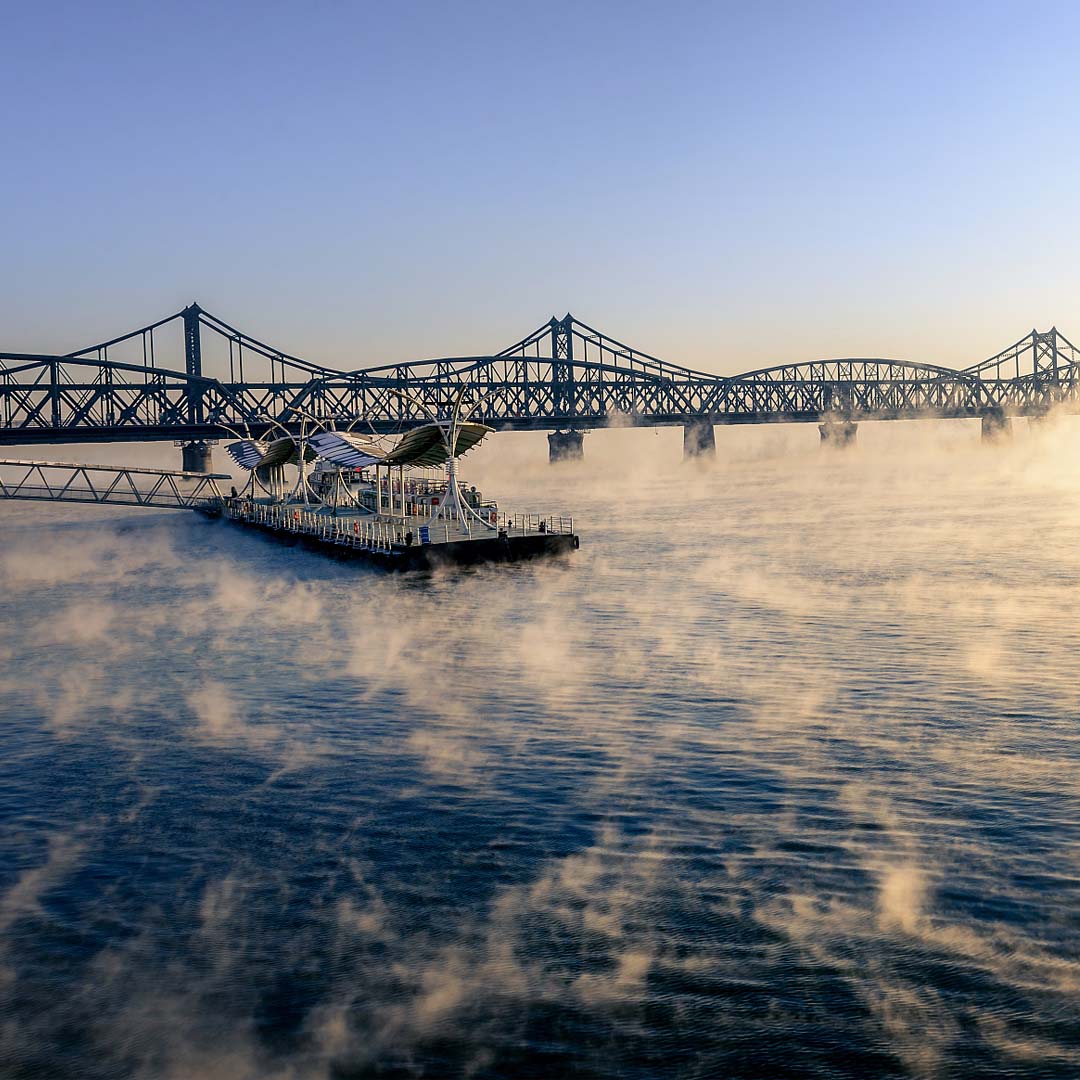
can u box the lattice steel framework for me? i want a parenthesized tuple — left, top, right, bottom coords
(0, 459, 228, 509)
(1, 306, 1078, 446)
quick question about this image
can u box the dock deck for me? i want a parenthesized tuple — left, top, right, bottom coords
(218, 498, 579, 570)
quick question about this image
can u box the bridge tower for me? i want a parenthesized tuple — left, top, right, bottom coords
(1031, 328, 1064, 418)
(549, 314, 584, 462)
(180, 303, 213, 472)
(183, 302, 203, 379)
(550, 314, 575, 414)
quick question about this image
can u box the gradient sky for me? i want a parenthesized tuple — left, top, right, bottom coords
(3, 0, 1079, 374)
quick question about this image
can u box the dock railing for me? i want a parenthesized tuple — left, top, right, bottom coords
(224, 499, 576, 553)
(227, 499, 406, 553)
(497, 512, 575, 536)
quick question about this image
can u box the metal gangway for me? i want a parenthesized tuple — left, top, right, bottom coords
(0, 459, 229, 511)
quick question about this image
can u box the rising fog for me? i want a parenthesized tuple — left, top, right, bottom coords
(2, 418, 1078, 1079)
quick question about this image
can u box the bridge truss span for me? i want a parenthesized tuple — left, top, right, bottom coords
(1, 307, 1079, 447)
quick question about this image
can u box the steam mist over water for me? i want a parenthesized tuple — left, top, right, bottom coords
(2, 420, 1079, 1079)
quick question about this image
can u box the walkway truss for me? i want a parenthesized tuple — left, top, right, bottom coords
(0, 459, 228, 510)
(1, 303, 1078, 445)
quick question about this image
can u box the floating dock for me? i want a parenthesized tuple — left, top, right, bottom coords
(218, 498, 578, 571)
(215, 391, 581, 571)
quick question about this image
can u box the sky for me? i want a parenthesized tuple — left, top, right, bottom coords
(2, 0, 1079, 374)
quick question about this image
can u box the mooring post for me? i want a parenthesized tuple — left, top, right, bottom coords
(980, 409, 1012, 443)
(683, 419, 716, 458)
(548, 430, 585, 463)
(818, 419, 858, 448)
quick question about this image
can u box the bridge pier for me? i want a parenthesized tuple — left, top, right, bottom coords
(818, 420, 858, 448)
(180, 440, 213, 473)
(981, 410, 1012, 443)
(683, 420, 716, 458)
(548, 430, 585, 463)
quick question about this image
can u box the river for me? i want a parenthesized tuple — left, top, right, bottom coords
(1, 419, 1078, 1079)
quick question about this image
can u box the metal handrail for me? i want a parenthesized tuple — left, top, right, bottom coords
(225, 498, 576, 551)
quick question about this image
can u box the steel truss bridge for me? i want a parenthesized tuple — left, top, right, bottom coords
(1, 303, 1078, 448)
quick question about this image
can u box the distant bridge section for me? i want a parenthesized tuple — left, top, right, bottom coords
(1, 304, 1078, 459)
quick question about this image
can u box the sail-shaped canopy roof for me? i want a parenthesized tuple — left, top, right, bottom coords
(228, 423, 491, 473)
(381, 422, 492, 467)
(306, 431, 384, 470)
(307, 423, 491, 470)
(225, 436, 324, 470)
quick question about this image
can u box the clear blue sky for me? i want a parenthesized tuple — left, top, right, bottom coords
(2, 0, 1078, 373)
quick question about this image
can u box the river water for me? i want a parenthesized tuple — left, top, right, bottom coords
(1, 420, 1079, 1079)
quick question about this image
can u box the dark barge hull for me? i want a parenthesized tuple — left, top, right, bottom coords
(220, 514, 579, 571)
